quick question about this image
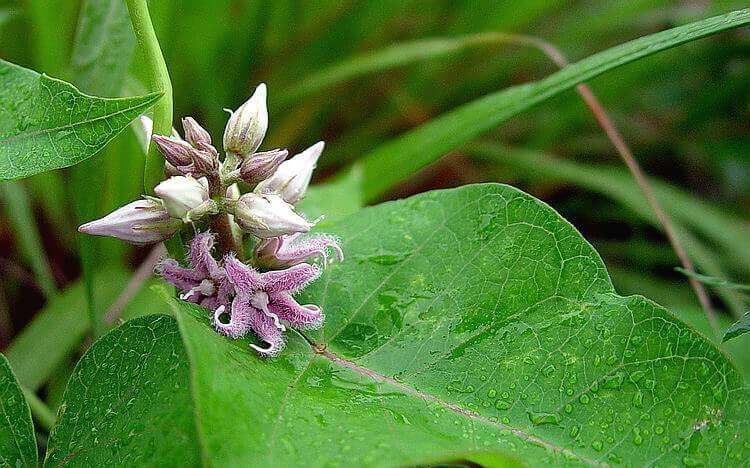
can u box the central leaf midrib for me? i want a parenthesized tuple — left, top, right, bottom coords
(0, 94, 157, 147)
(318, 348, 609, 468)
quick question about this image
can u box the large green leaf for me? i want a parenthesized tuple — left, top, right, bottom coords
(0, 59, 159, 180)
(354, 8, 750, 200)
(166, 184, 748, 467)
(0, 353, 37, 468)
(43, 315, 200, 468)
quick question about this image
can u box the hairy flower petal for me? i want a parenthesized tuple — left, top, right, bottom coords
(157, 232, 232, 310)
(213, 302, 254, 339)
(247, 311, 285, 357)
(262, 263, 320, 294)
(269, 293, 323, 329)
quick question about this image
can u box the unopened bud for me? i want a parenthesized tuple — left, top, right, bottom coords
(182, 116, 212, 148)
(154, 176, 210, 221)
(239, 148, 288, 184)
(153, 134, 218, 176)
(153, 134, 193, 167)
(78, 198, 180, 245)
(223, 83, 268, 156)
(232, 193, 312, 238)
(255, 141, 323, 204)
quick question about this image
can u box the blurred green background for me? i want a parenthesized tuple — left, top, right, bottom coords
(0, 0, 747, 370)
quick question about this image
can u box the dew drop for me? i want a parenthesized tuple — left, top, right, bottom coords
(495, 400, 511, 410)
(682, 456, 704, 467)
(528, 412, 560, 426)
(632, 428, 643, 446)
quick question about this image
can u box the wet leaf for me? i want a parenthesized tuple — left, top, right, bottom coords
(169, 184, 749, 467)
(43, 315, 200, 468)
(0, 59, 160, 180)
(0, 353, 37, 468)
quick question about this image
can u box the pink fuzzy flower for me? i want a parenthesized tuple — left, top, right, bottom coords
(214, 256, 323, 356)
(156, 232, 233, 311)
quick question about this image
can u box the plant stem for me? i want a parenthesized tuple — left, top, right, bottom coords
(211, 213, 242, 259)
(104, 244, 167, 325)
(126, 0, 186, 261)
(125, 0, 173, 195)
(22, 386, 55, 432)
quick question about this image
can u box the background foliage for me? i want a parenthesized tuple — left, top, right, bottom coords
(0, 1, 748, 467)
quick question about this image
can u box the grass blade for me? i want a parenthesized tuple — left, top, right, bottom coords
(0, 180, 56, 297)
(352, 9, 750, 200)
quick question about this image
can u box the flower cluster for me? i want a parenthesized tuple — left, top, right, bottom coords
(79, 84, 342, 356)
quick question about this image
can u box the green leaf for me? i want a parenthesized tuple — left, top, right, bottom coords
(170, 184, 749, 467)
(0, 59, 160, 181)
(0, 353, 37, 468)
(675, 268, 750, 293)
(69, 0, 136, 97)
(354, 8, 750, 200)
(723, 312, 750, 343)
(43, 315, 200, 468)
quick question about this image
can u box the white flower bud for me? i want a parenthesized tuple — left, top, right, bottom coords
(255, 141, 324, 204)
(232, 193, 312, 238)
(154, 176, 210, 221)
(223, 83, 268, 156)
(78, 198, 180, 245)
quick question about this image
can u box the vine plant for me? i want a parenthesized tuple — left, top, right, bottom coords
(0, 4, 748, 468)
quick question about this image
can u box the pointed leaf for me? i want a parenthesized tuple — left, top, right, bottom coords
(0, 59, 160, 180)
(0, 353, 37, 468)
(723, 312, 750, 343)
(173, 184, 749, 467)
